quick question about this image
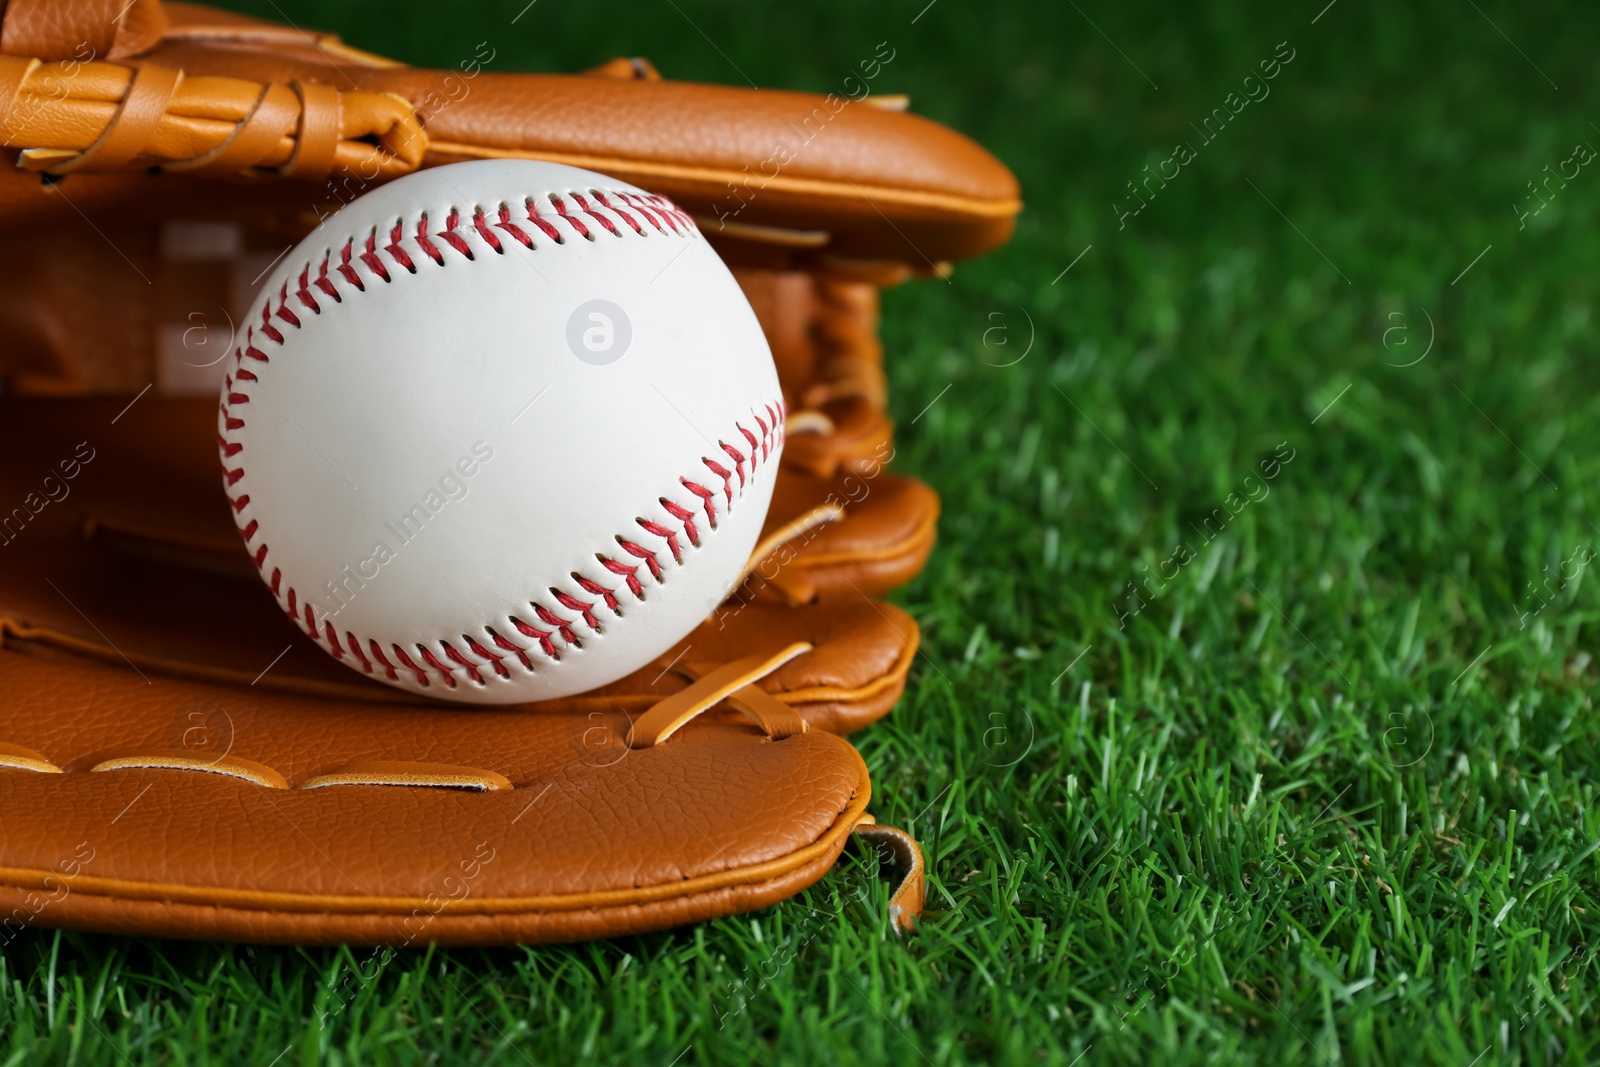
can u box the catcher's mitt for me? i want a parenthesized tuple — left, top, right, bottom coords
(0, 0, 1019, 944)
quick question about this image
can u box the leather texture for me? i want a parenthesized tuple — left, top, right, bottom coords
(0, 1, 1020, 268)
(0, 0, 995, 945)
(0, 649, 922, 945)
(0, 52, 424, 178)
(0, 0, 168, 60)
(0, 388, 926, 941)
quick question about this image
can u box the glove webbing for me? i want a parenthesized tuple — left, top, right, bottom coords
(0, 55, 424, 180)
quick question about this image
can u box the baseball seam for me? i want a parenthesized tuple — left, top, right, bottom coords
(217, 186, 783, 692)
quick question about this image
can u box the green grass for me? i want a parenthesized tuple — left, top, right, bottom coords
(5, 0, 1600, 1062)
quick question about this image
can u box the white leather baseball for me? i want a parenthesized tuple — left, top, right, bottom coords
(218, 160, 782, 704)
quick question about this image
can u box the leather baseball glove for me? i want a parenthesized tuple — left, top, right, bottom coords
(0, 0, 1018, 944)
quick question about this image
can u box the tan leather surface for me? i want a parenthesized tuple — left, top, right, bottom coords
(852, 820, 925, 931)
(0, 394, 918, 734)
(0, 55, 424, 178)
(736, 267, 896, 482)
(0, 648, 892, 945)
(751, 468, 940, 604)
(0, 0, 167, 60)
(0, 1, 1020, 265)
(0, 0, 972, 946)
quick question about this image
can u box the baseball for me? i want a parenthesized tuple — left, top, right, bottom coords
(217, 160, 783, 703)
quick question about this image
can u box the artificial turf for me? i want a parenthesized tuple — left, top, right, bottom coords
(4, 0, 1598, 1063)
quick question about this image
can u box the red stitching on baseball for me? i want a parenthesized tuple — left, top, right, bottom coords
(258, 306, 284, 344)
(533, 604, 579, 647)
(347, 632, 373, 673)
(338, 240, 365, 290)
(488, 627, 534, 670)
(616, 192, 668, 234)
(417, 645, 459, 686)
(659, 498, 701, 546)
(462, 636, 510, 679)
(599, 556, 644, 598)
(360, 230, 392, 282)
(524, 198, 563, 243)
(495, 204, 534, 248)
(721, 441, 747, 488)
(591, 190, 644, 234)
(274, 283, 302, 329)
(552, 590, 599, 631)
(616, 539, 663, 581)
(441, 640, 487, 683)
(367, 640, 400, 681)
(637, 518, 681, 563)
(471, 208, 504, 253)
(295, 268, 320, 315)
(217, 188, 786, 692)
(510, 616, 558, 659)
(414, 213, 445, 265)
(391, 644, 434, 687)
(702, 458, 735, 505)
(574, 574, 619, 613)
(314, 255, 342, 302)
(438, 210, 474, 260)
(570, 192, 618, 236)
(680, 479, 717, 529)
(385, 221, 417, 273)
(548, 193, 592, 240)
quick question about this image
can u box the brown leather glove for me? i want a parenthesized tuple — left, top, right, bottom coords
(0, 647, 926, 946)
(0, 0, 1019, 944)
(0, 393, 925, 945)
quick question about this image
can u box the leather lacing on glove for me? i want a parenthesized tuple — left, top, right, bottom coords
(0, 56, 424, 179)
(0, 635, 926, 933)
(0, 0, 1015, 943)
